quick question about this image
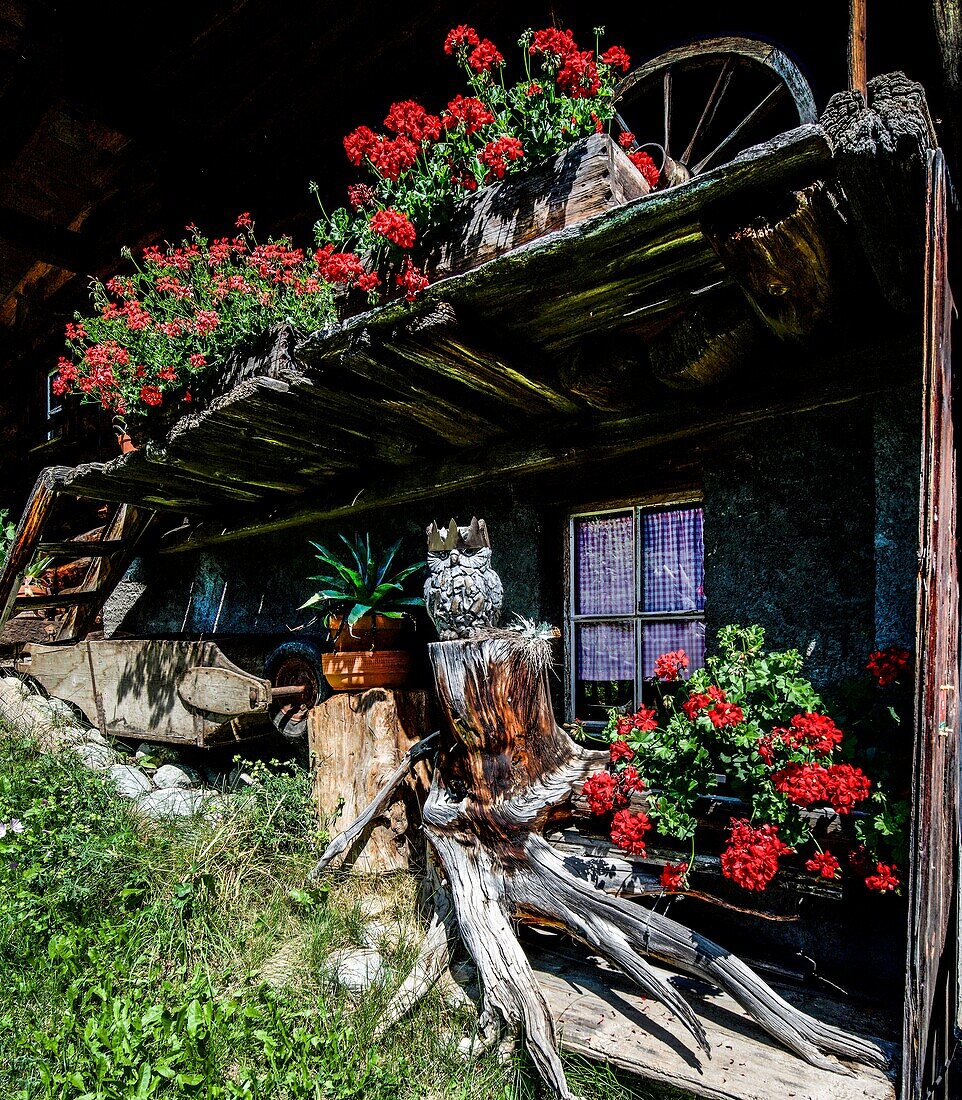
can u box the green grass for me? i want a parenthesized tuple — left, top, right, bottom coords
(0, 729, 647, 1100)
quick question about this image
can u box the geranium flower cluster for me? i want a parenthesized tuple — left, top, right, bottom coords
(312, 24, 645, 313)
(720, 819, 792, 892)
(57, 25, 651, 422)
(54, 217, 336, 415)
(579, 625, 905, 898)
(866, 645, 912, 687)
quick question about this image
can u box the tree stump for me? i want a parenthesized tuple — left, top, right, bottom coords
(309, 688, 430, 873)
(419, 634, 888, 1100)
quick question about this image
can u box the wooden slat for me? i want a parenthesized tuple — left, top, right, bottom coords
(12, 589, 104, 612)
(529, 946, 897, 1100)
(0, 466, 65, 633)
(37, 540, 126, 557)
(902, 148, 959, 1100)
(56, 504, 156, 642)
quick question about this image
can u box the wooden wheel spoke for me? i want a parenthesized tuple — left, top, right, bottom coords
(692, 82, 785, 174)
(663, 69, 672, 157)
(681, 59, 734, 166)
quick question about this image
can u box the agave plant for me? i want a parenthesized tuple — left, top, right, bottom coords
(299, 533, 425, 631)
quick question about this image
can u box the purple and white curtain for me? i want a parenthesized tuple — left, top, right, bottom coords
(574, 508, 705, 685)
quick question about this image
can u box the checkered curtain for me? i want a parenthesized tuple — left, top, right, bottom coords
(575, 507, 705, 685)
(642, 507, 705, 612)
(575, 512, 634, 615)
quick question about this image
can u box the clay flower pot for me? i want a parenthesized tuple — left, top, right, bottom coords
(321, 612, 415, 691)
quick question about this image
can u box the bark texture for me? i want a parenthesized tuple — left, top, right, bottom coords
(420, 635, 888, 1100)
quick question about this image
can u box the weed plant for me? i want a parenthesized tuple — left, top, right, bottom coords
(0, 730, 646, 1099)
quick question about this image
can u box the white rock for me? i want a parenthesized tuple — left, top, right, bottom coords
(360, 918, 415, 954)
(73, 741, 122, 770)
(43, 697, 89, 725)
(108, 763, 154, 799)
(135, 787, 208, 819)
(227, 765, 255, 790)
(0, 676, 31, 698)
(323, 948, 387, 993)
(153, 764, 198, 790)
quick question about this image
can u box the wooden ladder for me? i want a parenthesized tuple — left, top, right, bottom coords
(0, 467, 156, 644)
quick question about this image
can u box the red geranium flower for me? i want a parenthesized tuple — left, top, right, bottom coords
(864, 862, 900, 893)
(609, 740, 634, 764)
(443, 95, 495, 135)
(600, 45, 631, 72)
(629, 150, 660, 188)
(444, 25, 480, 55)
(384, 100, 442, 145)
(139, 385, 163, 407)
(708, 701, 744, 729)
(720, 819, 792, 892)
(610, 808, 651, 855)
(395, 257, 429, 301)
(478, 136, 524, 181)
(343, 125, 378, 166)
(369, 208, 416, 248)
(653, 649, 688, 681)
(866, 646, 912, 687)
(618, 765, 645, 795)
(529, 27, 578, 66)
(583, 770, 623, 815)
(347, 184, 376, 210)
(616, 706, 657, 737)
(660, 861, 689, 890)
(468, 38, 504, 73)
(804, 851, 841, 879)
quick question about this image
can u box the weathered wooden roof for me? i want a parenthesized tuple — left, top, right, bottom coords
(50, 78, 931, 552)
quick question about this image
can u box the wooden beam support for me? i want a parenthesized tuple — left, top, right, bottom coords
(821, 74, 936, 314)
(648, 287, 766, 388)
(0, 205, 99, 274)
(704, 183, 849, 341)
(848, 0, 868, 103)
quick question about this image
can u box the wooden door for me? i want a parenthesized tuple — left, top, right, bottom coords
(902, 147, 960, 1100)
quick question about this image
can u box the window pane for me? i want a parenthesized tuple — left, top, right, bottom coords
(642, 620, 706, 680)
(575, 512, 634, 615)
(575, 621, 635, 721)
(642, 507, 705, 613)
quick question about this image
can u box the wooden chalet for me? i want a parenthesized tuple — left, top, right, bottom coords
(0, 4, 958, 1099)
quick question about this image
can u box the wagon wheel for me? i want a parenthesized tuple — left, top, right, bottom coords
(614, 36, 817, 188)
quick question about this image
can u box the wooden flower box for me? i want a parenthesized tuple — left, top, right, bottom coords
(419, 132, 652, 281)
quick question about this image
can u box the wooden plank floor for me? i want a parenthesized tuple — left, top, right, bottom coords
(529, 946, 898, 1100)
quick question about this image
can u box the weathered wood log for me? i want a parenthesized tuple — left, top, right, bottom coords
(308, 689, 432, 874)
(704, 183, 847, 340)
(821, 72, 936, 313)
(647, 287, 764, 387)
(415, 634, 888, 1100)
(558, 336, 649, 411)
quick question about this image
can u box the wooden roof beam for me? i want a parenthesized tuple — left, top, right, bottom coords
(161, 329, 920, 554)
(0, 205, 98, 274)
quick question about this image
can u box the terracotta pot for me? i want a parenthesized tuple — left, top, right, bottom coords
(326, 612, 411, 653)
(321, 649, 413, 692)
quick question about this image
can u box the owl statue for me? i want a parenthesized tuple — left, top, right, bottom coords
(424, 517, 504, 640)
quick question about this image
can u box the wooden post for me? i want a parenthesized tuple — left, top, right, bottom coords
(308, 688, 431, 874)
(848, 0, 868, 103)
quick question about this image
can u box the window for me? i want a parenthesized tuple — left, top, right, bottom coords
(45, 368, 63, 442)
(567, 501, 706, 725)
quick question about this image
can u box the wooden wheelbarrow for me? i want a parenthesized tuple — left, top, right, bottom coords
(18, 638, 308, 747)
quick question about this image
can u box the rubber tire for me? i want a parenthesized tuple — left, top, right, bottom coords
(263, 639, 329, 744)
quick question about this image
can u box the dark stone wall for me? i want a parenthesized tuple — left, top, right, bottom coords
(703, 402, 878, 689)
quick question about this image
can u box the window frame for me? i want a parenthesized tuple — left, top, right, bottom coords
(566, 491, 705, 726)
